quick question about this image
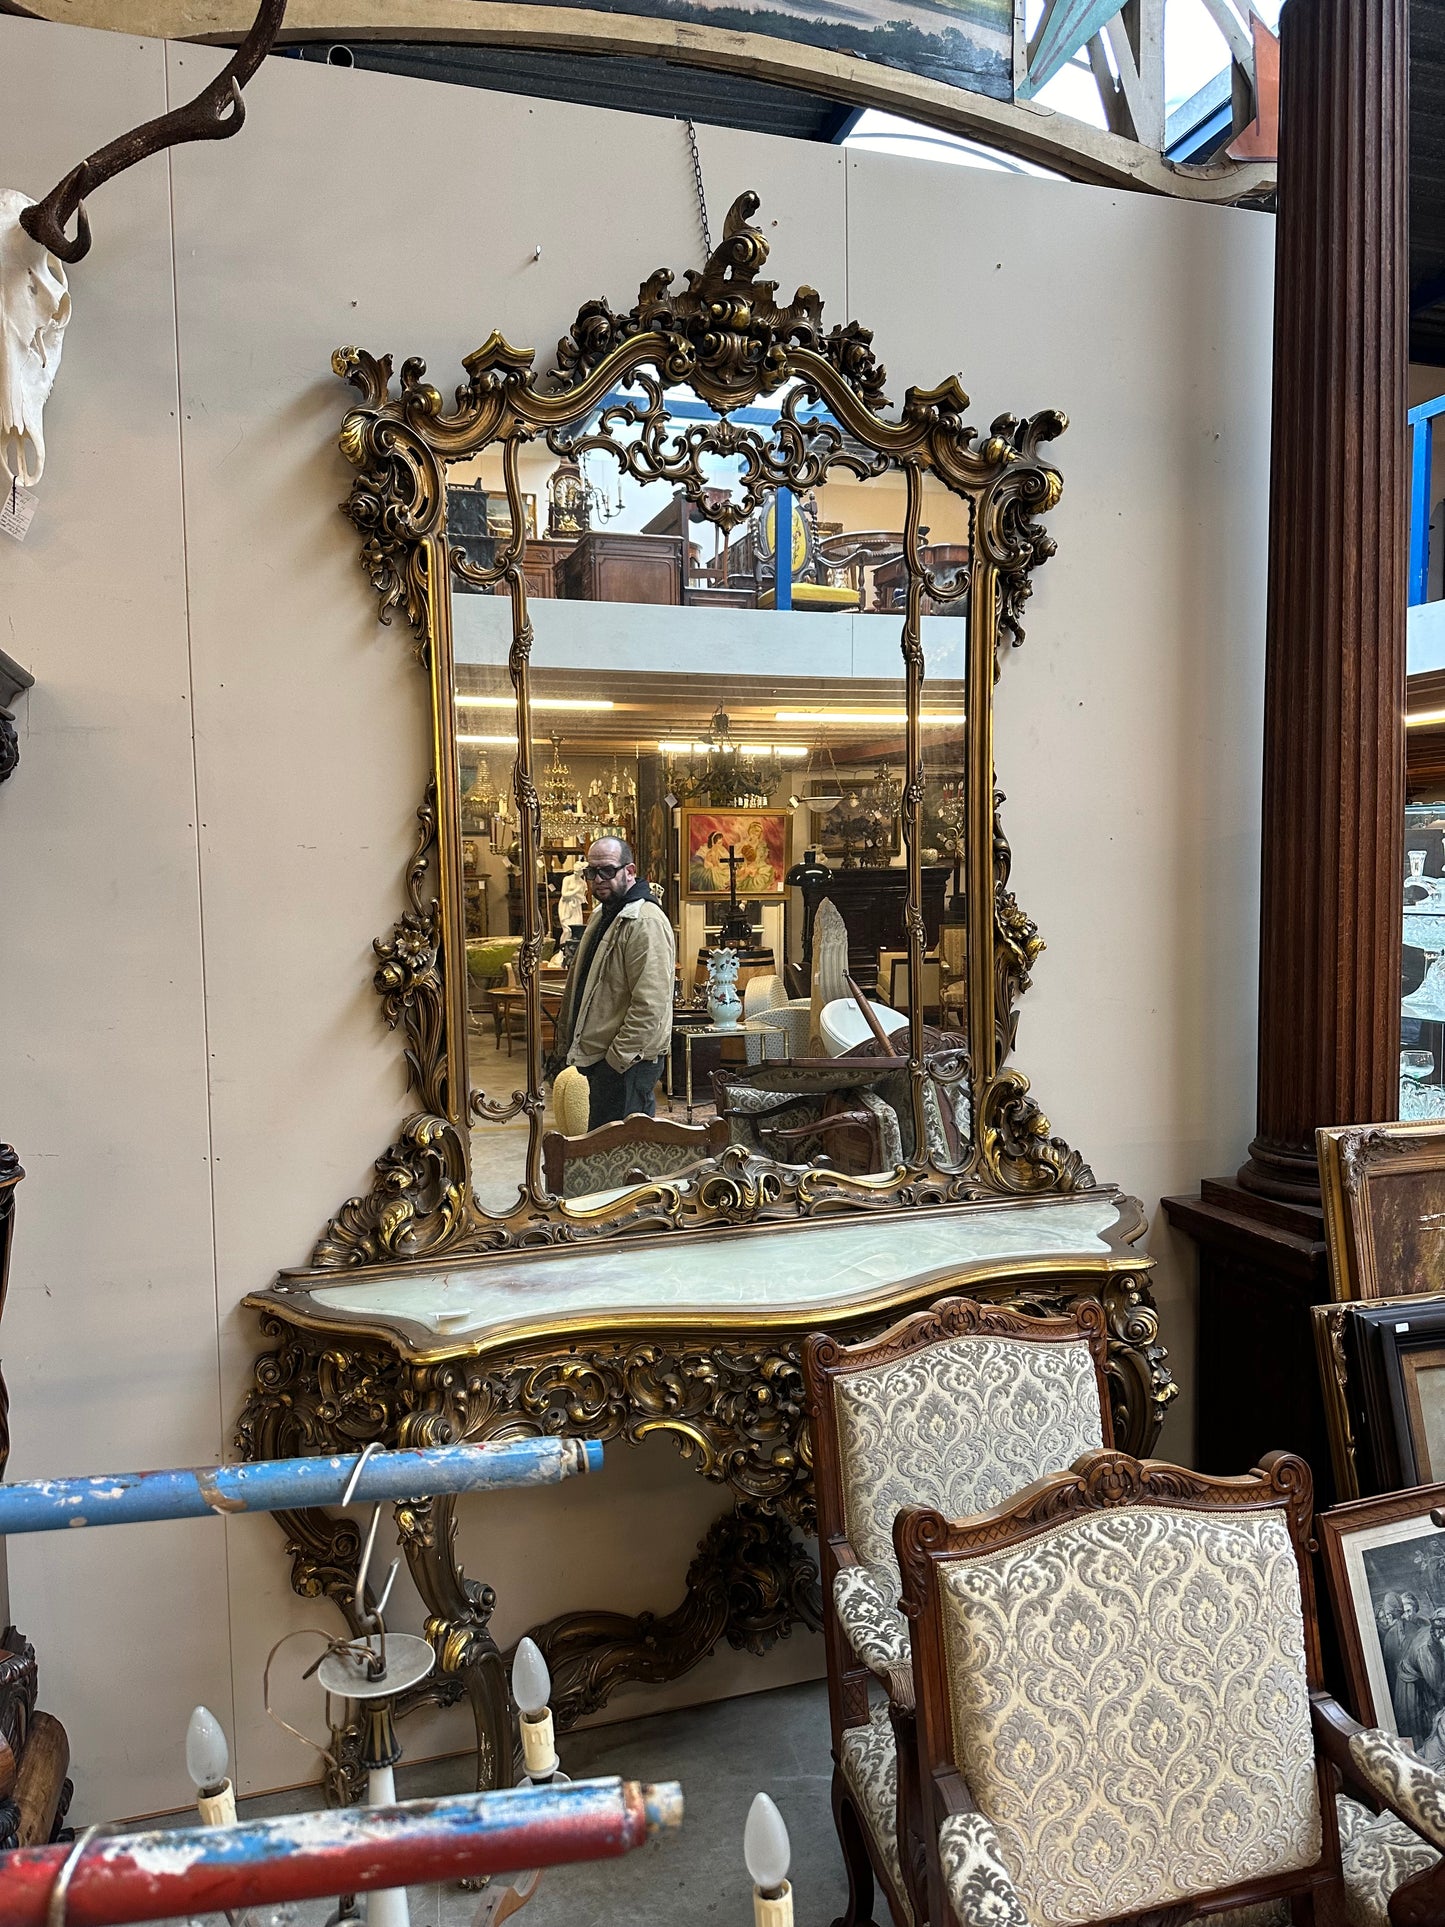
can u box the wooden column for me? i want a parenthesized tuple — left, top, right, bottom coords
(1163, 0, 1407, 1483)
(1240, 0, 1408, 1203)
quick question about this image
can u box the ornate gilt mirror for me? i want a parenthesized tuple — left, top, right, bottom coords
(318, 194, 1089, 1265)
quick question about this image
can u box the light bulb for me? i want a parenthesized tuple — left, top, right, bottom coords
(512, 1636, 552, 1718)
(744, 1792, 790, 1894)
(185, 1705, 230, 1792)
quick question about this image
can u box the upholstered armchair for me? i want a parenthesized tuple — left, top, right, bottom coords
(896, 1448, 1445, 1927)
(803, 1298, 1115, 1926)
(540, 1115, 727, 1200)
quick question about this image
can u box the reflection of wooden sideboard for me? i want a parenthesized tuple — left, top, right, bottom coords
(240, 1195, 1169, 1795)
(817, 864, 951, 991)
(559, 532, 683, 605)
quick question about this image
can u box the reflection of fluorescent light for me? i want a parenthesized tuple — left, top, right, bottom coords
(1409, 708, 1445, 728)
(455, 696, 615, 711)
(775, 710, 965, 725)
(457, 733, 539, 746)
(658, 740, 808, 757)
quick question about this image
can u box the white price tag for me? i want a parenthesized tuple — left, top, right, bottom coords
(0, 483, 36, 543)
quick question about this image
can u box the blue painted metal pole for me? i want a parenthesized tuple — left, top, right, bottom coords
(776, 487, 794, 611)
(0, 1778, 683, 1927)
(1410, 407, 1434, 607)
(0, 1438, 603, 1534)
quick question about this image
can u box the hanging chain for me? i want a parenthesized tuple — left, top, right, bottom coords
(684, 118, 712, 261)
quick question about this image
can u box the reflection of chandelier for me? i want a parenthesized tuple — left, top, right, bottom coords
(539, 733, 582, 845)
(664, 705, 781, 808)
(586, 755, 637, 840)
(461, 753, 501, 830)
(934, 776, 966, 858)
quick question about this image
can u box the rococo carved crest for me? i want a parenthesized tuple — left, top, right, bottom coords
(319, 191, 1093, 1269)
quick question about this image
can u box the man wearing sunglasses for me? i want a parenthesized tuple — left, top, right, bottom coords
(552, 836, 676, 1127)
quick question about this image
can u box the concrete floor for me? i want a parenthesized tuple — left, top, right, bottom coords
(137, 1679, 848, 1927)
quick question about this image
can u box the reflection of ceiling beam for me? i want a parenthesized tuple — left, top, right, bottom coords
(6, 0, 1275, 204)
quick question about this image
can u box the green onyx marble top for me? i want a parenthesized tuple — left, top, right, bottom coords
(278, 1197, 1140, 1354)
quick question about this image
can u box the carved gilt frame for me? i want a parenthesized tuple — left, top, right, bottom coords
(1318, 1121, 1445, 1303)
(317, 192, 1094, 1267)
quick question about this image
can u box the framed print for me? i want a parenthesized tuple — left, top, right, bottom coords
(1319, 1484, 1445, 1743)
(806, 772, 902, 864)
(487, 492, 539, 544)
(1318, 1121, 1445, 1301)
(1314, 1290, 1445, 1501)
(682, 809, 789, 899)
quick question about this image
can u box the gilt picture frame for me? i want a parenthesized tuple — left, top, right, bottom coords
(1318, 1122, 1445, 1303)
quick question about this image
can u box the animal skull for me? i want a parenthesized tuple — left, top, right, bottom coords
(0, 189, 72, 488)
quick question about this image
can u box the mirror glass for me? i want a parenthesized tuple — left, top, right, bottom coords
(447, 389, 973, 1216)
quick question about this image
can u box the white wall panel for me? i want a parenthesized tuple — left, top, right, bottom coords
(0, 20, 231, 1821)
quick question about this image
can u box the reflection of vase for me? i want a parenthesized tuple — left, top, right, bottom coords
(706, 948, 742, 1030)
(708, 988, 742, 1028)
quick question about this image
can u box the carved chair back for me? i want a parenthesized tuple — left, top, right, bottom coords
(896, 1449, 1343, 1927)
(541, 1113, 728, 1199)
(805, 1300, 1112, 1741)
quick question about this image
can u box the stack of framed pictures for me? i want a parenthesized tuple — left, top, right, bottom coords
(1310, 1123, 1445, 1776)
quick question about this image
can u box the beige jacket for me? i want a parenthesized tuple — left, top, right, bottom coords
(557, 894, 676, 1073)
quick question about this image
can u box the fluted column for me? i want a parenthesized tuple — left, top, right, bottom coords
(1237, 0, 1408, 1202)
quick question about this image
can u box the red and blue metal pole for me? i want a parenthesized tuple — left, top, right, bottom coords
(0, 1779, 682, 1927)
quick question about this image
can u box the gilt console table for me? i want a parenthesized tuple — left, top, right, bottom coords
(238, 1193, 1172, 1792)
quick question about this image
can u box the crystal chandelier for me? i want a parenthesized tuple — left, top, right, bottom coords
(586, 755, 637, 840)
(461, 753, 501, 831)
(539, 733, 582, 845)
(664, 705, 781, 808)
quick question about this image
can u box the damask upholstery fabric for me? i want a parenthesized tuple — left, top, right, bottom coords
(834, 1563, 910, 1674)
(561, 1137, 704, 1197)
(833, 1335, 1104, 1588)
(938, 1505, 1321, 1926)
(1348, 1726, 1445, 1852)
(839, 1700, 913, 1923)
(1336, 1792, 1438, 1926)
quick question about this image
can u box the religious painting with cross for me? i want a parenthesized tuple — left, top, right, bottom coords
(681, 808, 790, 901)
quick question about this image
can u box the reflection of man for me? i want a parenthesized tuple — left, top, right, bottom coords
(1393, 1607, 1445, 1743)
(553, 838, 676, 1128)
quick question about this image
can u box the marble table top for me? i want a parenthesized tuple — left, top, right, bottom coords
(253, 1195, 1146, 1360)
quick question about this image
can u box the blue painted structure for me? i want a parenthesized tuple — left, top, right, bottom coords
(0, 1438, 602, 1534)
(775, 486, 794, 610)
(1409, 395, 1445, 607)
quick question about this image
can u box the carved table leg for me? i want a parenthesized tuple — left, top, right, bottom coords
(523, 1501, 822, 1735)
(396, 1494, 513, 1791)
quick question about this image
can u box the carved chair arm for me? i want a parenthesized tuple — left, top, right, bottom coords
(1313, 1691, 1445, 1850)
(929, 1769, 1031, 1927)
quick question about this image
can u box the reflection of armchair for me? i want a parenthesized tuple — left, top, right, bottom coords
(898, 1449, 1434, 1927)
(712, 1059, 905, 1176)
(804, 1299, 1112, 1927)
(541, 1114, 728, 1200)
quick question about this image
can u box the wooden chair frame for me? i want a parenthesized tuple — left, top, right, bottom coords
(896, 1449, 1348, 1927)
(540, 1113, 727, 1198)
(803, 1297, 1114, 1927)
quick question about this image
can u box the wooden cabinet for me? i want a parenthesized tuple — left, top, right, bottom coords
(812, 865, 951, 992)
(558, 532, 683, 605)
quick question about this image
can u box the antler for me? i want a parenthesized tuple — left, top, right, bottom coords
(18, 0, 287, 264)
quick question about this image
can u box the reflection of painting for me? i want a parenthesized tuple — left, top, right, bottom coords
(522, 0, 1010, 97)
(488, 494, 539, 544)
(807, 774, 901, 864)
(683, 809, 789, 898)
